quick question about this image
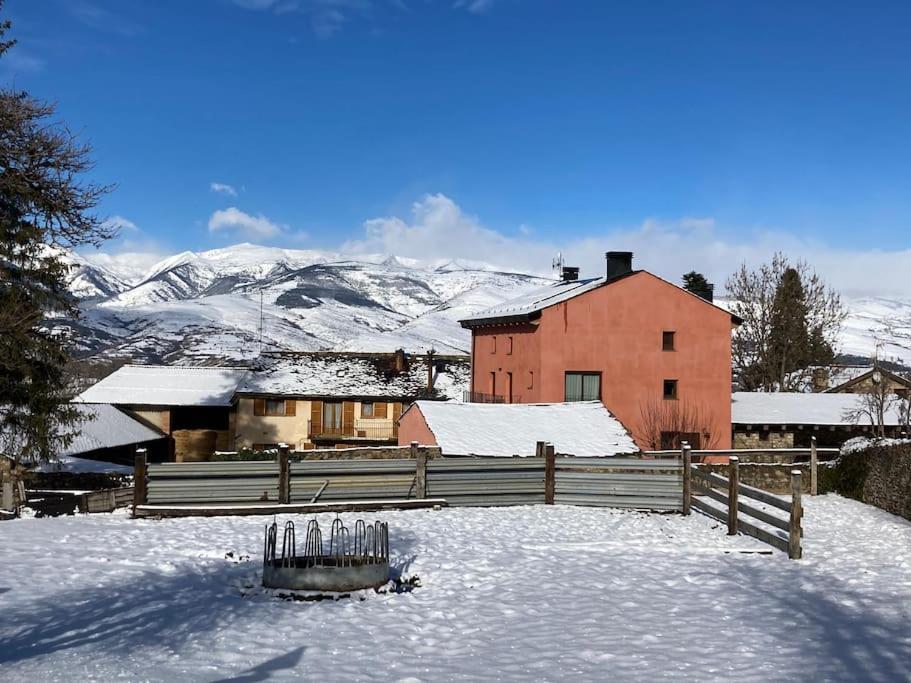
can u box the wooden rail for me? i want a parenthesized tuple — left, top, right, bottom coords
(683, 445, 803, 559)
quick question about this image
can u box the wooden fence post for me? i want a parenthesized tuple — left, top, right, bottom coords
(681, 443, 692, 516)
(133, 449, 148, 515)
(789, 470, 803, 560)
(278, 443, 290, 504)
(544, 443, 556, 505)
(728, 456, 739, 535)
(414, 441, 427, 499)
(810, 436, 818, 496)
(535, 441, 545, 459)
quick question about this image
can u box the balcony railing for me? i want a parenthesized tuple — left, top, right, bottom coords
(310, 424, 398, 441)
(463, 391, 522, 404)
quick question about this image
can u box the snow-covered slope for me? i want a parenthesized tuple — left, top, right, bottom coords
(68, 244, 548, 364)
(65, 243, 911, 367)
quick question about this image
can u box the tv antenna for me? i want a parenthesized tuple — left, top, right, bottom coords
(552, 252, 564, 279)
(258, 289, 264, 351)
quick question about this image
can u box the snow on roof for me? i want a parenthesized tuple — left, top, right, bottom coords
(77, 365, 248, 407)
(61, 404, 166, 457)
(732, 392, 904, 426)
(411, 400, 638, 456)
(237, 353, 470, 400)
(459, 277, 605, 325)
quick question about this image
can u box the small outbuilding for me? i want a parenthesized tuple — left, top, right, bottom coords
(78, 365, 248, 460)
(398, 400, 638, 456)
(732, 391, 906, 448)
(56, 403, 169, 466)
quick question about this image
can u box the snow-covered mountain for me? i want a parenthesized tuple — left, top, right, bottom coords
(62, 244, 548, 364)
(60, 243, 911, 368)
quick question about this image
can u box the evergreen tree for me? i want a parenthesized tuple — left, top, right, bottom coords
(682, 271, 714, 301)
(0, 5, 115, 463)
(726, 254, 844, 392)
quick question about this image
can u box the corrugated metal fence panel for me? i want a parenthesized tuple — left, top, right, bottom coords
(289, 459, 417, 503)
(554, 457, 683, 511)
(427, 457, 545, 506)
(147, 461, 280, 504)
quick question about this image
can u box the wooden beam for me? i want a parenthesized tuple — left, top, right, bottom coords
(414, 441, 427, 499)
(132, 449, 148, 515)
(810, 436, 818, 496)
(682, 444, 692, 515)
(728, 456, 739, 535)
(544, 443, 556, 505)
(278, 444, 290, 505)
(789, 470, 803, 560)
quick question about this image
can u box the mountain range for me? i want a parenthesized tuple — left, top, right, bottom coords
(56, 243, 911, 369)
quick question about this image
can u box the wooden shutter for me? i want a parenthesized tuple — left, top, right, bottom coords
(285, 400, 296, 417)
(374, 402, 388, 419)
(310, 400, 322, 435)
(392, 402, 402, 423)
(254, 398, 266, 416)
(342, 401, 355, 434)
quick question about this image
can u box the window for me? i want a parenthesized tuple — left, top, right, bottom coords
(491, 336, 497, 354)
(490, 372, 497, 397)
(361, 401, 375, 418)
(565, 372, 601, 401)
(265, 399, 286, 416)
(662, 331, 675, 351)
(528, 370, 534, 390)
(506, 372, 513, 403)
(663, 379, 678, 400)
(323, 401, 343, 430)
(660, 432, 701, 449)
(507, 336, 513, 355)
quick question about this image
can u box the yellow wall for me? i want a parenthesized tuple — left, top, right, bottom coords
(234, 397, 401, 449)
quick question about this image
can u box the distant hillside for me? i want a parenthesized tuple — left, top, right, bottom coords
(56, 243, 911, 369)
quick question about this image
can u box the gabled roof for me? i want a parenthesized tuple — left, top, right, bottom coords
(236, 352, 470, 400)
(406, 400, 638, 456)
(61, 404, 166, 456)
(825, 367, 911, 394)
(78, 365, 248, 407)
(459, 270, 739, 328)
(732, 392, 904, 426)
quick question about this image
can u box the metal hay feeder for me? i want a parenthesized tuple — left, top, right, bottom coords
(262, 518, 390, 592)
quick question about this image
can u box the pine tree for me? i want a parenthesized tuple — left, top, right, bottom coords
(0, 5, 115, 463)
(727, 254, 843, 392)
(682, 271, 714, 301)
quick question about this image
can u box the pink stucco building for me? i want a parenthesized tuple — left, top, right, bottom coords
(456, 252, 740, 450)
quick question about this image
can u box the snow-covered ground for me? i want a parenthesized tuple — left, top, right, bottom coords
(2, 496, 909, 681)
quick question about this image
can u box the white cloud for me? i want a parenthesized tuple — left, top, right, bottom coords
(210, 182, 238, 197)
(208, 207, 287, 239)
(101, 215, 140, 233)
(454, 0, 496, 14)
(344, 193, 911, 298)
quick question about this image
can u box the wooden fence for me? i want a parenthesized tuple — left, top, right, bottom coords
(682, 446, 803, 559)
(79, 487, 135, 514)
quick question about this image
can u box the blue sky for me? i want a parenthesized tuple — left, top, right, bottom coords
(4, 1, 911, 293)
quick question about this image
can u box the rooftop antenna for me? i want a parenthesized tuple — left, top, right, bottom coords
(551, 252, 564, 280)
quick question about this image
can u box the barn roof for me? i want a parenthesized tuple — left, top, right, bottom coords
(406, 400, 638, 457)
(61, 404, 166, 457)
(77, 365, 248, 407)
(732, 392, 904, 426)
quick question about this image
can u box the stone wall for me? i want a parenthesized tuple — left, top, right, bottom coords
(698, 462, 811, 494)
(733, 430, 795, 449)
(825, 442, 911, 521)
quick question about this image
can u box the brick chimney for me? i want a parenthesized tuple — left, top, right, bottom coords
(605, 251, 633, 280)
(393, 348, 408, 373)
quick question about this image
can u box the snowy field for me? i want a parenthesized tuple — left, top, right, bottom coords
(2, 496, 910, 681)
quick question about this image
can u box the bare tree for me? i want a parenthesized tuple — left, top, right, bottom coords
(726, 253, 846, 392)
(843, 375, 899, 439)
(636, 398, 720, 450)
